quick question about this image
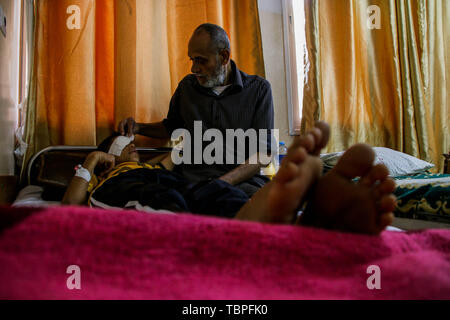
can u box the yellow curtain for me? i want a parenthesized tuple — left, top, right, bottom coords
(303, 0, 449, 172)
(22, 0, 265, 179)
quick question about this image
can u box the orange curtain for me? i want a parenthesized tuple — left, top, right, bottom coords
(303, 0, 449, 172)
(22, 0, 265, 178)
(166, 0, 265, 91)
(24, 0, 114, 154)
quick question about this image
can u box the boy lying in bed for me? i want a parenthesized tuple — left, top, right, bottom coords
(63, 121, 397, 235)
(62, 132, 250, 217)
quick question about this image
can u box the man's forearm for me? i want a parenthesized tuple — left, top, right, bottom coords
(218, 152, 267, 185)
(218, 162, 262, 186)
(136, 121, 170, 139)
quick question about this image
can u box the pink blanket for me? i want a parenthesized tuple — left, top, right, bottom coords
(0, 205, 449, 299)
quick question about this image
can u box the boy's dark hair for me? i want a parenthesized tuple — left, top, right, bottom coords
(97, 132, 121, 153)
(94, 132, 121, 177)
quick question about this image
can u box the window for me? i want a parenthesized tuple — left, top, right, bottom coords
(282, 0, 306, 135)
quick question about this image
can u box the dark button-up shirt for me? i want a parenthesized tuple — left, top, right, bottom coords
(163, 60, 274, 182)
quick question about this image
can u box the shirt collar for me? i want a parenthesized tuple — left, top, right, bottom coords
(230, 60, 244, 90)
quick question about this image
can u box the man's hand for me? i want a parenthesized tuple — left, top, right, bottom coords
(118, 117, 140, 137)
(118, 119, 169, 139)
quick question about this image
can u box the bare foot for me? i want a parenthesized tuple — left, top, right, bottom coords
(299, 144, 397, 235)
(235, 122, 329, 223)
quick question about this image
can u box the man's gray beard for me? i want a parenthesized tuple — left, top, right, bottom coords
(201, 65, 227, 88)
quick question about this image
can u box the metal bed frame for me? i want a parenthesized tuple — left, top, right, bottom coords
(26, 145, 172, 186)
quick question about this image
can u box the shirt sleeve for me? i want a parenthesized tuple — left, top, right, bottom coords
(162, 86, 184, 136)
(87, 175, 99, 193)
(252, 80, 275, 155)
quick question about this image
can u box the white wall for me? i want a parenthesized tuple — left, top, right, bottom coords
(0, 0, 20, 175)
(258, 0, 292, 146)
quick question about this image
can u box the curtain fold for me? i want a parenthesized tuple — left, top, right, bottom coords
(21, 0, 265, 180)
(166, 0, 265, 91)
(95, 0, 115, 141)
(303, 0, 449, 172)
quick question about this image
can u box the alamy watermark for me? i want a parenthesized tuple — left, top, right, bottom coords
(366, 265, 381, 290)
(66, 5, 81, 30)
(170, 121, 279, 166)
(66, 4, 381, 31)
(66, 265, 81, 290)
(367, 5, 381, 30)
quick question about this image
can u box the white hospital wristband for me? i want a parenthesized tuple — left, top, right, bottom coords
(74, 165, 91, 183)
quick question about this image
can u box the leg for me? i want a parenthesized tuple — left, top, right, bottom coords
(235, 175, 270, 198)
(184, 180, 249, 218)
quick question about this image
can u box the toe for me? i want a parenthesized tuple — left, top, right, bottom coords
(288, 121, 330, 156)
(314, 121, 330, 153)
(290, 133, 315, 154)
(309, 128, 323, 153)
(274, 161, 300, 184)
(275, 147, 309, 184)
(303, 134, 316, 154)
(283, 146, 307, 166)
(359, 163, 390, 187)
(377, 194, 397, 213)
(373, 178, 396, 199)
(379, 212, 394, 230)
(332, 144, 375, 180)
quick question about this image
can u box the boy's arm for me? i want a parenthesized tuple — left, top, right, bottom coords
(62, 152, 115, 205)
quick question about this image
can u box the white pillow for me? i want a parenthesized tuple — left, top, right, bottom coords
(12, 185, 60, 207)
(320, 147, 434, 177)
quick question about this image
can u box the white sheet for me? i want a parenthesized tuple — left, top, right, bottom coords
(13, 185, 60, 207)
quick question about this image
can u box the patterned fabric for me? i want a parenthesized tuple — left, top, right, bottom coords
(394, 173, 450, 219)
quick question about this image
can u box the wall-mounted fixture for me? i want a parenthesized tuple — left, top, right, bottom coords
(0, 4, 6, 37)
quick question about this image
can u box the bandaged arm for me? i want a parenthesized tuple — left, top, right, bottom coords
(62, 152, 114, 205)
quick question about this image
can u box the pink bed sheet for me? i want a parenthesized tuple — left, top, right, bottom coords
(0, 205, 449, 299)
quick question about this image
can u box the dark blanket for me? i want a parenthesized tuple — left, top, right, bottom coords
(91, 168, 249, 218)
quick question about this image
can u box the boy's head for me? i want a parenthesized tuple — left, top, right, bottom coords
(98, 133, 140, 164)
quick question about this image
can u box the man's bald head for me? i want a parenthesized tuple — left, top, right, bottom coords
(193, 23, 230, 54)
(188, 23, 232, 88)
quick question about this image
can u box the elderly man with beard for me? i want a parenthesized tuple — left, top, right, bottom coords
(118, 23, 274, 197)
